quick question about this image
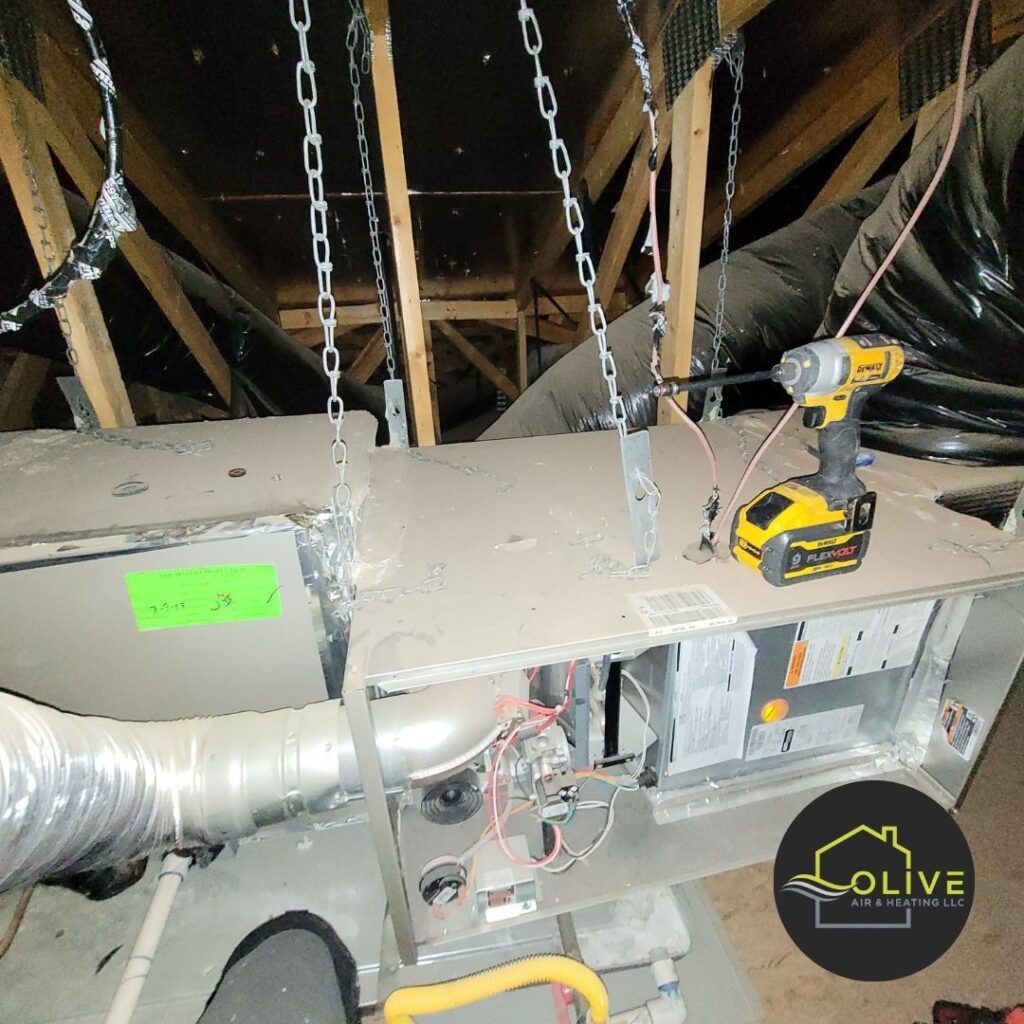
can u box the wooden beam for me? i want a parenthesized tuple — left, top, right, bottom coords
(807, 98, 914, 213)
(127, 383, 228, 423)
(35, 31, 279, 322)
(433, 321, 519, 402)
(702, 0, 977, 243)
(703, 53, 892, 244)
(279, 295, 611, 331)
(481, 317, 578, 346)
(0, 352, 50, 430)
(659, 62, 714, 424)
(577, 112, 675, 342)
(14, 75, 233, 403)
(365, 0, 436, 446)
(420, 316, 442, 440)
(0, 76, 134, 427)
(347, 328, 386, 385)
(516, 311, 529, 393)
(718, 0, 773, 36)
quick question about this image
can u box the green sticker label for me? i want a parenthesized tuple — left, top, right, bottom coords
(125, 564, 282, 632)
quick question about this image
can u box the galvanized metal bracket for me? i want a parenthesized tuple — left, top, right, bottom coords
(384, 378, 410, 449)
(619, 428, 660, 567)
(57, 376, 99, 429)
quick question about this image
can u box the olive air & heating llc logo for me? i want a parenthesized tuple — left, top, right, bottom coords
(774, 780, 974, 980)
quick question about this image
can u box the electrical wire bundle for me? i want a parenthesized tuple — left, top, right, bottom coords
(456, 663, 652, 884)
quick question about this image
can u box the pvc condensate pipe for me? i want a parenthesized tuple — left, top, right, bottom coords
(102, 852, 191, 1024)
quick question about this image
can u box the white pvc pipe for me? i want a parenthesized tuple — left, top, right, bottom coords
(102, 852, 191, 1024)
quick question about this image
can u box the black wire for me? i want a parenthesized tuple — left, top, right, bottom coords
(0, 1, 130, 331)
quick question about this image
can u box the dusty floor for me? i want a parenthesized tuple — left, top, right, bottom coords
(705, 680, 1024, 1024)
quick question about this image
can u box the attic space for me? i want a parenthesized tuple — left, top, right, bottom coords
(1, 1, 1023, 1023)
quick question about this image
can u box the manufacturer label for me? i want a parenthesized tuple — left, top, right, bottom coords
(941, 698, 983, 761)
(125, 564, 282, 632)
(746, 704, 864, 761)
(667, 632, 756, 774)
(629, 584, 737, 637)
(784, 600, 934, 688)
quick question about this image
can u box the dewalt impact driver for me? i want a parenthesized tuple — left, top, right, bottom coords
(653, 334, 904, 586)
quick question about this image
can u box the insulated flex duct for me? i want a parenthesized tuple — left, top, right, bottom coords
(0, 680, 501, 892)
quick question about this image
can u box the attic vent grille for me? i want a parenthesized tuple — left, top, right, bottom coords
(936, 480, 1022, 528)
(662, 0, 719, 108)
(0, 0, 42, 101)
(898, 0, 992, 119)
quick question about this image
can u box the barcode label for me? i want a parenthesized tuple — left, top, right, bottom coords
(941, 698, 982, 761)
(629, 585, 736, 637)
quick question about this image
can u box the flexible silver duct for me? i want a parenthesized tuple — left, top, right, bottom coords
(0, 679, 501, 892)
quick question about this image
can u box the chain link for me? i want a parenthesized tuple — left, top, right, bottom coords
(346, 2, 399, 380)
(288, 0, 354, 607)
(704, 33, 744, 422)
(517, 2, 629, 439)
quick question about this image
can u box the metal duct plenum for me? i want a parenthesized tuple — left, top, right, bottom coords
(0, 679, 501, 892)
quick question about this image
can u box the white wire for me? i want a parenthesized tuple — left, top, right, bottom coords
(541, 790, 621, 874)
(621, 670, 653, 779)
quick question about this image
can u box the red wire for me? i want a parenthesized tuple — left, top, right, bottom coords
(487, 661, 576, 868)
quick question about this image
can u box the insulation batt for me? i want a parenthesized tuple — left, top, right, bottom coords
(0, 680, 501, 892)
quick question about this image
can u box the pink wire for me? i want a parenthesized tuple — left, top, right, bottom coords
(552, 984, 573, 1024)
(713, 0, 981, 546)
(837, 0, 981, 336)
(711, 403, 798, 545)
(487, 660, 576, 868)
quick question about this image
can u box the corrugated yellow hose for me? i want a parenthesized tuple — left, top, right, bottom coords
(382, 954, 610, 1024)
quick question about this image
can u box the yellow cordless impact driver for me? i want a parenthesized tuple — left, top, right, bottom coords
(653, 334, 904, 586)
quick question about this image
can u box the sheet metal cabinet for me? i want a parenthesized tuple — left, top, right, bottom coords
(0, 414, 375, 718)
(345, 414, 1024, 961)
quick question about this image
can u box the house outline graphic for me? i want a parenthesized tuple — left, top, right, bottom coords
(813, 824, 913, 930)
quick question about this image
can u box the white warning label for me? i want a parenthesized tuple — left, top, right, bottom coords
(667, 631, 756, 775)
(746, 705, 864, 761)
(784, 600, 935, 688)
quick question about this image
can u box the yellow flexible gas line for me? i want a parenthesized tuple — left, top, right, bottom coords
(382, 954, 610, 1024)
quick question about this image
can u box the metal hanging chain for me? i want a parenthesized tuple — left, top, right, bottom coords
(345, 1, 399, 380)
(703, 32, 745, 422)
(517, 1, 629, 440)
(0, 0, 136, 336)
(288, 0, 355, 606)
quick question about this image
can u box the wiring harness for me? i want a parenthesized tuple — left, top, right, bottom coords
(0, 0, 136, 335)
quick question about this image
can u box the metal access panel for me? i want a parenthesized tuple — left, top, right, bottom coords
(0, 414, 376, 719)
(629, 598, 952, 799)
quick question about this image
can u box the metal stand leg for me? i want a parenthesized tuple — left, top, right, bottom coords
(345, 678, 418, 965)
